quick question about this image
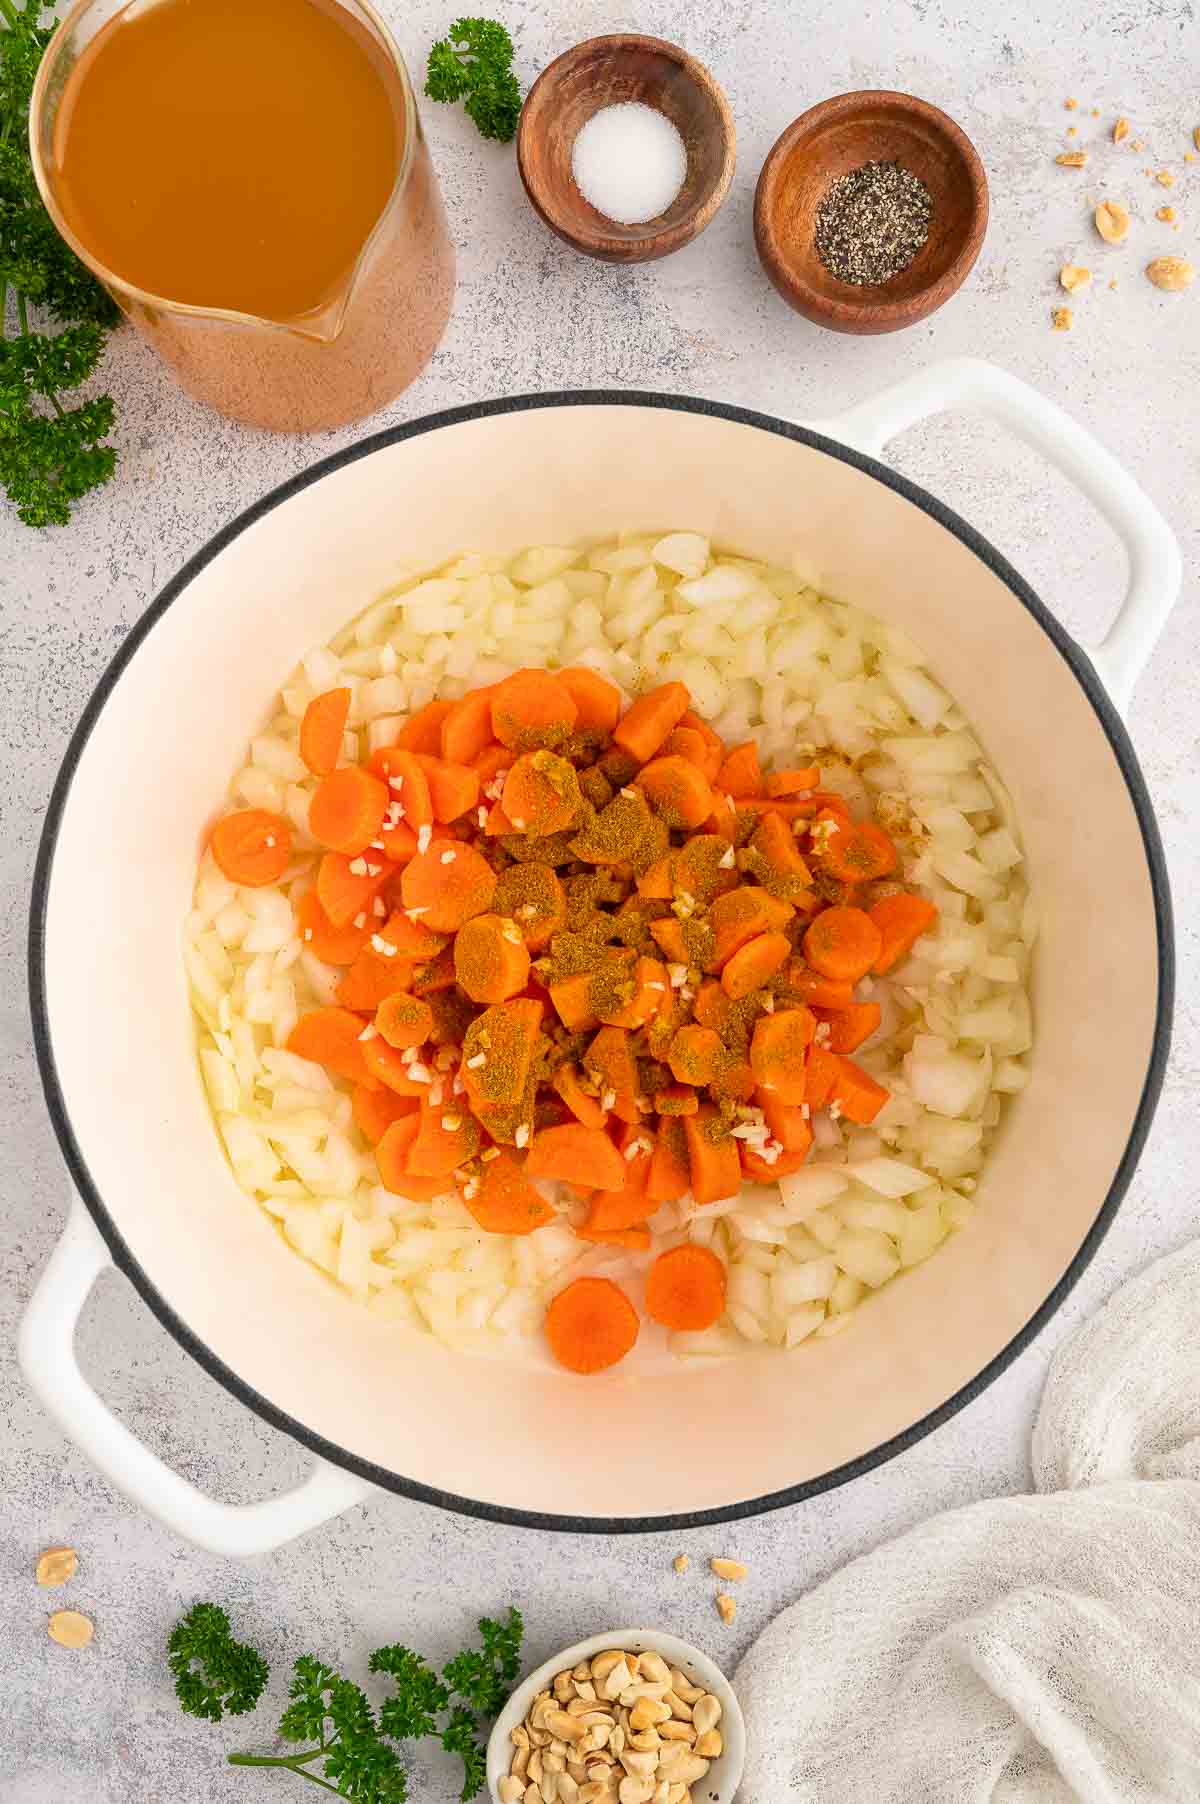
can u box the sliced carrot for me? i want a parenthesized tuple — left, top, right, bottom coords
(299, 687, 351, 777)
(710, 1054, 756, 1103)
(287, 1007, 378, 1088)
(316, 851, 395, 928)
(376, 1115, 448, 1200)
(645, 1244, 726, 1331)
(585, 1157, 654, 1232)
(648, 917, 689, 964)
(777, 960, 856, 1011)
(406, 1103, 481, 1177)
(757, 1090, 814, 1155)
(550, 973, 600, 1032)
(415, 754, 480, 825)
(636, 856, 674, 901)
(397, 698, 453, 755)
(375, 991, 435, 1050)
(765, 765, 820, 798)
(720, 930, 791, 999)
(491, 668, 578, 752)
(399, 839, 496, 932)
(438, 686, 495, 765)
(584, 1026, 641, 1125)
(596, 955, 668, 1030)
(667, 1024, 722, 1086)
(294, 890, 370, 965)
(337, 948, 415, 1013)
(804, 1043, 841, 1109)
(749, 1007, 816, 1104)
(802, 906, 882, 983)
(309, 766, 389, 856)
(736, 797, 817, 821)
(683, 1107, 742, 1206)
(710, 886, 794, 967)
(816, 1000, 881, 1053)
(716, 741, 762, 798)
(750, 810, 812, 882)
(741, 1142, 812, 1181)
(453, 912, 531, 1004)
(636, 755, 713, 830)
(831, 1055, 889, 1125)
(462, 1152, 555, 1234)
(574, 1224, 651, 1251)
(526, 1123, 625, 1190)
(646, 1115, 691, 1203)
(692, 979, 731, 1034)
(665, 722, 721, 782)
(352, 1083, 418, 1144)
(869, 892, 939, 973)
(411, 945, 458, 995)
(461, 999, 543, 1113)
(654, 1082, 699, 1115)
(484, 801, 515, 836)
(612, 681, 690, 763)
(210, 808, 292, 888)
(501, 750, 581, 836)
(817, 816, 898, 883)
(545, 1276, 640, 1374)
(378, 818, 418, 864)
(553, 1062, 607, 1128)
(706, 790, 739, 840)
(471, 741, 512, 786)
(362, 1035, 435, 1095)
(374, 909, 447, 961)
(368, 746, 433, 831)
(557, 666, 622, 733)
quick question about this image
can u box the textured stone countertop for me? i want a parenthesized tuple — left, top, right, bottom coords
(2, 2, 1198, 1797)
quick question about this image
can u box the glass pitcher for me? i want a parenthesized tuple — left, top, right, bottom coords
(30, 0, 456, 434)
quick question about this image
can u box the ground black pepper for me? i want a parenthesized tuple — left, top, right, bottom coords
(815, 160, 933, 286)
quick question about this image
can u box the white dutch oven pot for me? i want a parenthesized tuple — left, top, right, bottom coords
(22, 359, 1176, 1555)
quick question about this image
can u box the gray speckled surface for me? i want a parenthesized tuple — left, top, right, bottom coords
(3, 3, 1198, 1798)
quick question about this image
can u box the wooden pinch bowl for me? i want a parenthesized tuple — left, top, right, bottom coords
(517, 34, 735, 263)
(754, 90, 988, 334)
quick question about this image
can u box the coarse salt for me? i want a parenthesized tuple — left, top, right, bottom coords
(572, 101, 687, 225)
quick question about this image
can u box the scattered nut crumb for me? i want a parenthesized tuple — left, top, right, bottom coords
(1145, 256, 1195, 291)
(1056, 151, 1088, 168)
(1109, 277, 1118, 289)
(711, 1557, 748, 1582)
(1156, 170, 1176, 188)
(673, 1554, 690, 1575)
(1113, 117, 1130, 143)
(1132, 139, 1146, 151)
(1059, 264, 1092, 292)
(1064, 97, 1078, 111)
(716, 1593, 737, 1624)
(35, 1547, 78, 1588)
(1094, 200, 1131, 243)
(1052, 307, 1073, 331)
(48, 1609, 94, 1649)
(1157, 206, 1176, 223)
(1066, 125, 1078, 138)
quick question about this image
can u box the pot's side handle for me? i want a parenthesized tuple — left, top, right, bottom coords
(18, 1199, 374, 1556)
(808, 356, 1181, 716)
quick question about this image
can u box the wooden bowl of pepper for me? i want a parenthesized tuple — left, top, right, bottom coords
(754, 91, 988, 334)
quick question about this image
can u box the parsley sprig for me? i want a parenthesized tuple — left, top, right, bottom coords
(425, 18, 521, 144)
(170, 1602, 523, 1802)
(0, 0, 120, 526)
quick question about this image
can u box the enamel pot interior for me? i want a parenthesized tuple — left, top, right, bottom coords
(33, 396, 1170, 1529)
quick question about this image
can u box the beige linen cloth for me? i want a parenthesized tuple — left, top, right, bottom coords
(735, 1242, 1200, 1802)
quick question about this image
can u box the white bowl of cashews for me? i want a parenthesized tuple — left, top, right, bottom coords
(486, 1627, 746, 1803)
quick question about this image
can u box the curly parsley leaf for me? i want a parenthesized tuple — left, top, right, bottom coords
(167, 1603, 270, 1723)
(424, 18, 521, 144)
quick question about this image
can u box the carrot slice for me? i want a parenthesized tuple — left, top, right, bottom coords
(574, 1224, 651, 1251)
(667, 1024, 722, 1086)
(336, 948, 415, 1013)
(439, 687, 497, 765)
(501, 750, 581, 836)
(462, 1152, 555, 1234)
(678, 709, 724, 769)
(584, 1026, 641, 1125)
(411, 945, 458, 995)
(765, 765, 820, 797)
(720, 930, 791, 1000)
(749, 811, 812, 882)
(376, 1115, 448, 1200)
(309, 766, 389, 856)
(757, 1090, 814, 1155)
(646, 1115, 690, 1203)
(526, 1124, 625, 1191)
(584, 1155, 655, 1232)
(210, 808, 292, 888)
(831, 1055, 889, 1125)
(710, 886, 795, 967)
(716, 741, 762, 798)
(415, 754, 480, 824)
(816, 1000, 881, 1053)
(636, 756, 713, 829)
(802, 906, 882, 983)
(545, 1276, 639, 1374)
(596, 955, 668, 1030)
(315, 851, 394, 928)
(368, 746, 433, 831)
(295, 890, 370, 965)
(612, 681, 690, 763)
(352, 1083, 418, 1144)
(636, 856, 674, 901)
(491, 668, 578, 752)
(407, 1103, 481, 1177)
(484, 801, 515, 836)
(375, 991, 435, 1050)
(471, 741, 512, 786)
(399, 839, 496, 932)
(553, 1062, 607, 1128)
(362, 1036, 434, 1095)
(665, 722, 722, 782)
(741, 1142, 812, 1181)
(869, 893, 939, 973)
(645, 1244, 726, 1331)
(397, 699, 453, 755)
(374, 909, 447, 961)
(557, 666, 623, 733)
(682, 1106, 742, 1205)
(654, 1082, 699, 1115)
(777, 960, 856, 1011)
(453, 912, 531, 1004)
(692, 979, 731, 1034)
(710, 1054, 756, 1104)
(299, 687, 351, 778)
(550, 973, 599, 1032)
(706, 790, 739, 840)
(648, 917, 689, 964)
(461, 999, 543, 1113)
(489, 864, 568, 954)
(288, 1007, 378, 1087)
(749, 1007, 816, 1104)
(816, 816, 898, 883)
(804, 1043, 840, 1109)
